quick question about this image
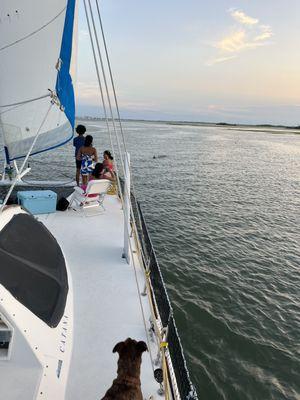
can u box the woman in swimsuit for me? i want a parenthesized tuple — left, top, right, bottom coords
(103, 150, 114, 173)
(77, 135, 98, 185)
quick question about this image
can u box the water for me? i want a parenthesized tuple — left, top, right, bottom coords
(2, 121, 300, 399)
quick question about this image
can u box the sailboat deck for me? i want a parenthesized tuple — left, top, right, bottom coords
(38, 194, 159, 399)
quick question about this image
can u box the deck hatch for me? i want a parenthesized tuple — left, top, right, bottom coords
(0, 213, 68, 327)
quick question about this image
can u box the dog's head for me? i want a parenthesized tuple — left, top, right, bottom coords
(113, 338, 148, 360)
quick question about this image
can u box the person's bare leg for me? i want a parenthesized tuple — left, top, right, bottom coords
(76, 168, 80, 186)
(82, 174, 88, 186)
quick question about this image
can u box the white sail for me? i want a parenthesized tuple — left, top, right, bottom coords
(0, 0, 76, 162)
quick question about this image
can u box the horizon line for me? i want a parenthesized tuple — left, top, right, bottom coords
(76, 116, 300, 129)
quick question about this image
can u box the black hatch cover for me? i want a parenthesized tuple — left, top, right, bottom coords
(0, 213, 68, 327)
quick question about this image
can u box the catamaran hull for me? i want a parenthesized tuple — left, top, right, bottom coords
(0, 206, 73, 399)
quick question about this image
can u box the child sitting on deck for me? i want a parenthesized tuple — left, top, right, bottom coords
(80, 163, 114, 195)
(103, 150, 114, 173)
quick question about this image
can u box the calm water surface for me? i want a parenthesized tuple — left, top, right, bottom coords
(2, 121, 300, 399)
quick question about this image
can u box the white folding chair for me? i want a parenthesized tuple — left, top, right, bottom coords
(69, 179, 111, 215)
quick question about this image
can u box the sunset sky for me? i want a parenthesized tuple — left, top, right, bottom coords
(76, 0, 300, 125)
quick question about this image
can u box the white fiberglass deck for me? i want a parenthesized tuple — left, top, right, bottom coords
(38, 194, 159, 399)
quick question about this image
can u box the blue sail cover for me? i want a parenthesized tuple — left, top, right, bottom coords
(56, 0, 76, 129)
(0, 0, 77, 162)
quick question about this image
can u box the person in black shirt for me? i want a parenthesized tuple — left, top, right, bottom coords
(73, 124, 86, 185)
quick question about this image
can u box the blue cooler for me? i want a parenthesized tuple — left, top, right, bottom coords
(17, 190, 57, 215)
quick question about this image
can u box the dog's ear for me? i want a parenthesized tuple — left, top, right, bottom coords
(137, 341, 148, 353)
(113, 341, 124, 354)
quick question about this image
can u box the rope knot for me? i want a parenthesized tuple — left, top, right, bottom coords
(48, 89, 61, 108)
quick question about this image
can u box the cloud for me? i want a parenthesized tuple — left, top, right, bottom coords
(207, 9, 274, 65)
(215, 30, 247, 52)
(229, 9, 258, 25)
(255, 25, 273, 41)
(206, 55, 237, 66)
(215, 28, 271, 53)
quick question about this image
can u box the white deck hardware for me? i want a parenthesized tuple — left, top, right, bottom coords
(68, 179, 111, 214)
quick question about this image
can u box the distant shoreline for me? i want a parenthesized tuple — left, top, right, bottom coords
(76, 116, 300, 134)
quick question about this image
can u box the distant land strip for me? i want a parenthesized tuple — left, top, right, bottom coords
(76, 116, 300, 133)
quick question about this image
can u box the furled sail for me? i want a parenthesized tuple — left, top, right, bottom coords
(0, 0, 76, 162)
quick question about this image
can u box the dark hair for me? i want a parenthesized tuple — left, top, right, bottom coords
(104, 150, 113, 160)
(84, 135, 93, 147)
(92, 163, 104, 179)
(76, 124, 86, 135)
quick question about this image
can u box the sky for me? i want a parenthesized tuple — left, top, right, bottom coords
(76, 0, 300, 125)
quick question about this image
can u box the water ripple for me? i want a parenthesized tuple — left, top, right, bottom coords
(4, 121, 298, 400)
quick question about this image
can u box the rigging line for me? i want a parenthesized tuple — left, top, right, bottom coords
(89, 18, 162, 384)
(94, 0, 127, 174)
(0, 93, 50, 108)
(91, 0, 134, 229)
(87, 3, 155, 371)
(87, 2, 160, 378)
(0, 103, 24, 116)
(88, 0, 123, 166)
(95, 2, 157, 337)
(95, 11, 175, 393)
(86, 1, 137, 265)
(95, 0, 131, 174)
(0, 7, 66, 52)
(84, 0, 122, 205)
(0, 102, 53, 212)
(88, 0, 135, 241)
(83, 1, 115, 159)
(84, 0, 125, 229)
(93, 0, 153, 314)
(95, 0, 144, 245)
(90, 1, 142, 263)
(93, 42, 173, 400)
(87, 2, 133, 241)
(94, 0, 151, 284)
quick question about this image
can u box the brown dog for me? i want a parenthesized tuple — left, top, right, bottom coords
(101, 338, 148, 400)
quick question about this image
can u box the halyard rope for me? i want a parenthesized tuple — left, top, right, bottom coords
(84, 0, 160, 378)
(0, 93, 50, 108)
(94, 0, 157, 310)
(83, 0, 122, 201)
(86, 1, 176, 394)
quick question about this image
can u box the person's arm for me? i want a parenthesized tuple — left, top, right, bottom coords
(111, 170, 116, 181)
(94, 148, 98, 162)
(76, 147, 82, 161)
(105, 169, 115, 182)
(109, 171, 115, 182)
